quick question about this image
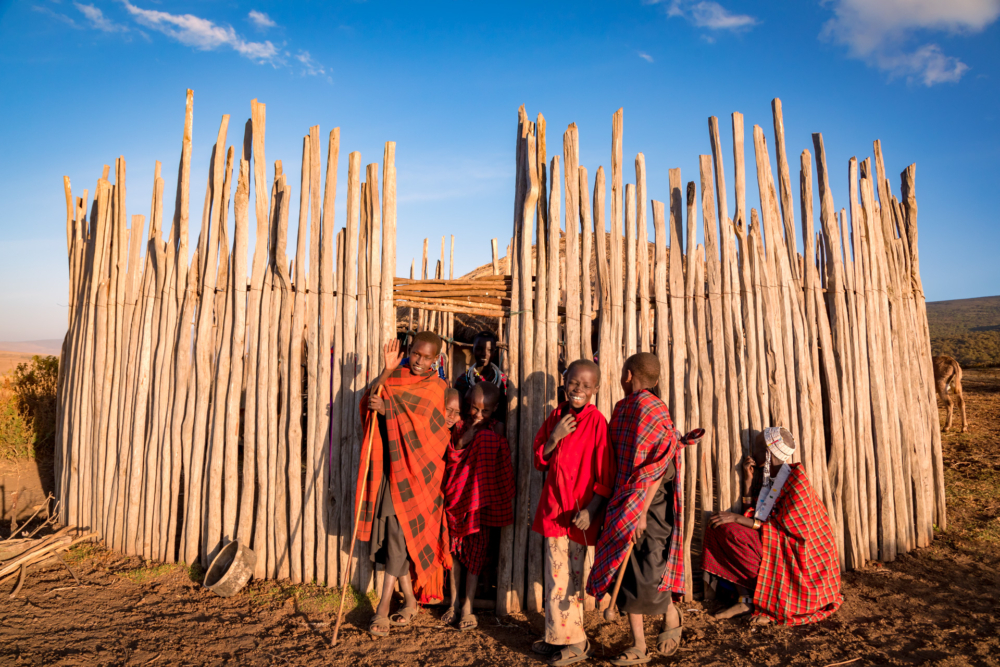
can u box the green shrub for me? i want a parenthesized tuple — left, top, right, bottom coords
(0, 355, 58, 460)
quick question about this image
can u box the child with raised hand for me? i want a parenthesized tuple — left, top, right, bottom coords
(442, 382, 515, 631)
(531, 359, 616, 666)
(586, 352, 692, 665)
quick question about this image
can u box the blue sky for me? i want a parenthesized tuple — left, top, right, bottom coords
(1, 0, 998, 340)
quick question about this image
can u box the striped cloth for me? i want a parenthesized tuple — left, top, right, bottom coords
(754, 464, 843, 625)
(586, 389, 686, 599)
(356, 366, 451, 583)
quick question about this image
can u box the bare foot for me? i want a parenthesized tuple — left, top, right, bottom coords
(712, 601, 751, 620)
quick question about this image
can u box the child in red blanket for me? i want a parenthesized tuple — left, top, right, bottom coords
(442, 382, 515, 631)
(531, 359, 616, 665)
(587, 352, 692, 665)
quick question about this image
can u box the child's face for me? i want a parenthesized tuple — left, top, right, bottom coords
(409, 341, 438, 375)
(564, 366, 598, 409)
(466, 387, 494, 425)
(445, 396, 461, 429)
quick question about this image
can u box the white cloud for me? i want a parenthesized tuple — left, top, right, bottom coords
(822, 0, 1000, 85)
(638, 52, 654, 62)
(75, 2, 128, 32)
(248, 10, 276, 30)
(295, 50, 326, 76)
(33, 5, 79, 27)
(652, 0, 758, 32)
(120, 1, 279, 63)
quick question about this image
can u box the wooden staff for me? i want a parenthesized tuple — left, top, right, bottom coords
(603, 543, 634, 622)
(332, 386, 381, 646)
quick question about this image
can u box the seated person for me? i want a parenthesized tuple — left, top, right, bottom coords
(703, 427, 843, 626)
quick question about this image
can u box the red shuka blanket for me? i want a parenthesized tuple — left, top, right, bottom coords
(355, 366, 451, 583)
(754, 464, 843, 625)
(444, 419, 515, 542)
(586, 389, 686, 599)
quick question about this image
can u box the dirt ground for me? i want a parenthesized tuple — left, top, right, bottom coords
(1, 370, 998, 667)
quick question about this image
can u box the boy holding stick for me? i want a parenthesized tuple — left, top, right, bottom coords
(442, 382, 514, 630)
(531, 359, 616, 665)
(357, 332, 451, 637)
(587, 353, 692, 665)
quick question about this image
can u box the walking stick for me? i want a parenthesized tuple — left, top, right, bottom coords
(332, 386, 383, 646)
(603, 542, 634, 622)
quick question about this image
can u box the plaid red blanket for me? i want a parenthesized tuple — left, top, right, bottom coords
(444, 419, 515, 542)
(355, 366, 451, 582)
(754, 464, 842, 625)
(587, 389, 686, 599)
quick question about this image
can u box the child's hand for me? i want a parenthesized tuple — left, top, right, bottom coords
(572, 508, 592, 531)
(551, 414, 577, 444)
(632, 513, 648, 545)
(368, 395, 385, 414)
(383, 339, 405, 373)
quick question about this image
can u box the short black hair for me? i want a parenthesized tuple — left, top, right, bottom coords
(473, 331, 498, 344)
(566, 358, 600, 383)
(444, 387, 460, 403)
(469, 381, 501, 410)
(624, 352, 660, 387)
(411, 330, 443, 355)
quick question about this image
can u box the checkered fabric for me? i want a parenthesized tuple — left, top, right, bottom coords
(356, 366, 451, 583)
(753, 464, 843, 626)
(452, 529, 490, 576)
(702, 521, 763, 590)
(586, 389, 686, 599)
(444, 418, 515, 542)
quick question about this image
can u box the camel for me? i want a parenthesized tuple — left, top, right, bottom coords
(933, 355, 968, 433)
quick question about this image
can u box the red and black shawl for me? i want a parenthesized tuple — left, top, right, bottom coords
(355, 366, 451, 582)
(586, 389, 686, 599)
(754, 464, 842, 625)
(444, 419, 515, 542)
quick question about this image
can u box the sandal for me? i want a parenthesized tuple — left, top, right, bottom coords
(532, 640, 561, 656)
(458, 612, 478, 631)
(368, 613, 390, 637)
(389, 606, 418, 626)
(549, 640, 591, 666)
(609, 646, 650, 666)
(656, 607, 684, 657)
(441, 608, 457, 626)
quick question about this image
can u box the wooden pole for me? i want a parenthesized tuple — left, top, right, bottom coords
(580, 166, 594, 363)
(564, 124, 581, 363)
(610, 109, 624, 405)
(636, 154, 651, 354)
(624, 183, 637, 358)
(682, 180, 700, 601)
(593, 167, 612, 419)
(303, 126, 322, 585)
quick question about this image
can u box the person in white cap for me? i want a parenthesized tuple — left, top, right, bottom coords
(701, 427, 843, 625)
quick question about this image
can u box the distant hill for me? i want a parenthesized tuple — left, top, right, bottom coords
(926, 296, 1000, 367)
(0, 339, 63, 356)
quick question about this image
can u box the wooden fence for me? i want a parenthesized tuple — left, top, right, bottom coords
(55, 91, 942, 617)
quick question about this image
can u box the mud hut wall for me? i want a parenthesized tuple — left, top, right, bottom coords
(55, 94, 943, 611)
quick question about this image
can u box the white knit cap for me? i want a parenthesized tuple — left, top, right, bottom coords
(763, 426, 796, 462)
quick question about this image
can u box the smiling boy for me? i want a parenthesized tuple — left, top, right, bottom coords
(358, 332, 451, 637)
(530, 359, 616, 665)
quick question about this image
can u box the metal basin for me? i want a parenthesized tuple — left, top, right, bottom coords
(204, 541, 256, 597)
